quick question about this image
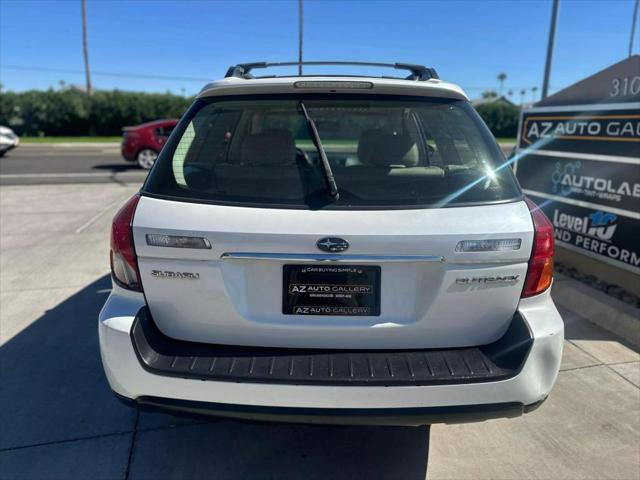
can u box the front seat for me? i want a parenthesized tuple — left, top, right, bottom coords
(334, 130, 445, 199)
(356, 129, 444, 179)
(357, 129, 420, 168)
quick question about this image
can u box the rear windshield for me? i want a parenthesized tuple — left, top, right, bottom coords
(143, 95, 521, 209)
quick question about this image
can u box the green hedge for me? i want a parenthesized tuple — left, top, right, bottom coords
(474, 102, 520, 138)
(0, 87, 521, 139)
(0, 88, 192, 136)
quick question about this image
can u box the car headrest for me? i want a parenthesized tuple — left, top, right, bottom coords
(357, 130, 419, 167)
(240, 130, 296, 166)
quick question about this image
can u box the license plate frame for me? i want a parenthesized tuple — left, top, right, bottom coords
(282, 264, 381, 316)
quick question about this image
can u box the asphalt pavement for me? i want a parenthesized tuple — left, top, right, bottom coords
(1, 182, 638, 479)
(0, 144, 148, 185)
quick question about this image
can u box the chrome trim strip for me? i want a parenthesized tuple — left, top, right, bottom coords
(220, 252, 445, 263)
(451, 258, 524, 265)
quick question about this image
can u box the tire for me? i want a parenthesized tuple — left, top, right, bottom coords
(136, 149, 158, 169)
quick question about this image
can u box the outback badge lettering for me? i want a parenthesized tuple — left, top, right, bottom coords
(455, 275, 520, 284)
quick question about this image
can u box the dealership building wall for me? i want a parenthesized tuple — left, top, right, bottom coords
(514, 55, 639, 297)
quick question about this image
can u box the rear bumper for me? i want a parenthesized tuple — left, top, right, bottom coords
(99, 285, 563, 425)
(131, 306, 532, 386)
(116, 393, 545, 426)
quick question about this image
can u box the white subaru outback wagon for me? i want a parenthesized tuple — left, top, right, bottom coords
(99, 61, 563, 425)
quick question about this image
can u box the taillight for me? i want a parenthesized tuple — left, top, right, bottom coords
(110, 194, 142, 291)
(522, 198, 554, 297)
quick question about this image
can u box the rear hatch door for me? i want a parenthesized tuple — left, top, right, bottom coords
(133, 197, 533, 349)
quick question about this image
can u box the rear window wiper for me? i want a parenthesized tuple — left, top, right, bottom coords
(298, 101, 339, 201)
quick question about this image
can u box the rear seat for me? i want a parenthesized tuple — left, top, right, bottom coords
(213, 130, 305, 199)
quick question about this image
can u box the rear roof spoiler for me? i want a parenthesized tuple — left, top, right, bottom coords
(224, 61, 439, 82)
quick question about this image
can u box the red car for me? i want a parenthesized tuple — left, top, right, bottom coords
(121, 119, 178, 169)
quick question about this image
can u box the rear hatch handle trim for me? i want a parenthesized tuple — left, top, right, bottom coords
(220, 252, 445, 263)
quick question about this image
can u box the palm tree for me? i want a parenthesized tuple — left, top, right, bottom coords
(531, 86, 538, 102)
(497, 73, 507, 95)
(507, 90, 513, 98)
(520, 89, 526, 105)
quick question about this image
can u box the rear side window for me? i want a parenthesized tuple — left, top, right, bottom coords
(157, 125, 175, 137)
(144, 95, 521, 209)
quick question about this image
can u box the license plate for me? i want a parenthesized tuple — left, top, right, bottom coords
(283, 264, 380, 316)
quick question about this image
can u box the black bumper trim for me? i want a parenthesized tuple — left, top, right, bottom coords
(115, 393, 544, 426)
(131, 307, 532, 387)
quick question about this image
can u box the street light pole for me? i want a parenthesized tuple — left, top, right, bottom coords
(541, 0, 559, 100)
(81, 0, 92, 96)
(298, 0, 304, 76)
(630, 0, 639, 57)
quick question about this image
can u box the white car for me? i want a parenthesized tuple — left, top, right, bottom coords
(0, 126, 19, 157)
(99, 62, 563, 425)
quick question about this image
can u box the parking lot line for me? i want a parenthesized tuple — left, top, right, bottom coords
(75, 199, 123, 233)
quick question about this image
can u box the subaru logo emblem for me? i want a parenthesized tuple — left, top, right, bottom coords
(316, 237, 349, 253)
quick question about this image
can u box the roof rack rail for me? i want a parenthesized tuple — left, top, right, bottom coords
(224, 61, 439, 81)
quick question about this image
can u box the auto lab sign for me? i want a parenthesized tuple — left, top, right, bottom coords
(514, 56, 640, 274)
